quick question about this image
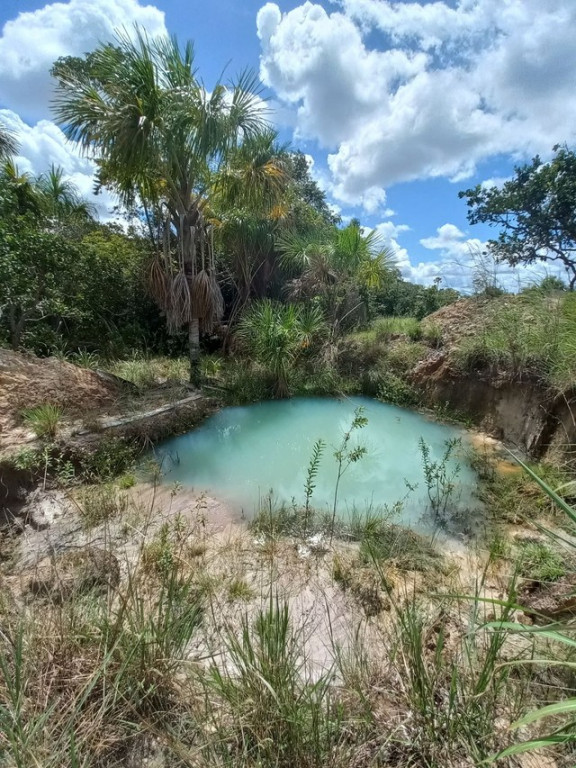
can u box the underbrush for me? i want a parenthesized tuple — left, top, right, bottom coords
(453, 292, 576, 389)
(1, 517, 562, 768)
(106, 355, 189, 388)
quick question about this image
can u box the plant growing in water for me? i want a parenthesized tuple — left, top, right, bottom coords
(419, 436, 462, 523)
(330, 406, 368, 544)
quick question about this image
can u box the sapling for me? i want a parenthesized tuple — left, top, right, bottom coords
(303, 439, 325, 535)
(330, 407, 368, 545)
(419, 436, 462, 524)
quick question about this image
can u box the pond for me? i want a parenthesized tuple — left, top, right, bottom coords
(153, 396, 481, 532)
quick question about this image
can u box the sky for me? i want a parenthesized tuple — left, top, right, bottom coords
(0, 0, 575, 292)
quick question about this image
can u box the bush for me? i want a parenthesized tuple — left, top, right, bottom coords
(377, 372, 419, 407)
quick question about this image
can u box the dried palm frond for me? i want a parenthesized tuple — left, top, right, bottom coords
(147, 255, 169, 309)
(167, 271, 191, 332)
(191, 270, 224, 333)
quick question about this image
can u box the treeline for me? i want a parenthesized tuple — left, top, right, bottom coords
(0, 31, 458, 366)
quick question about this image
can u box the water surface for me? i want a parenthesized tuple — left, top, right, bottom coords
(153, 396, 480, 530)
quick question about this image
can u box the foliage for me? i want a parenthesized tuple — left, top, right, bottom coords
(372, 315, 422, 341)
(21, 404, 63, 441)
(460, 144, 576, 289)
(516, 540, 566, 583)
(453, 292, 576, 389)
(107, 355, 188, 389)
(373, 273, 459, 319)
(79, 437, 138, 481)
(207, 596, 341, 767)
(52, 29, 275, 385)
(303, 439, 325, 534)
(237, 299, 325, 397)
(279, 221, 396, 333)
(419, 437, 462, 523)
(484, 458, 576, 760)
(76, 484, 130, 529)
(329, 406, 368, 544)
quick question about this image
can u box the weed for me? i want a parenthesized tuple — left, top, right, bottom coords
(419, 437, 462, 523)
(107, 355, 188, 389)
(75, 484, 129, 529)
(117, 472, 136, 489)
(80, 437, 138, 481)
(377, 371, 420, 407)
(516, 540, 566, 583)
(373, 315, 422, 341)
(330, 406, 368, 544)
(227, 578, 254, 602)
(421, 321, 443, 348)
(72, 350, 100, 370)
(206, 595, 342, 767)
(21, 404, 63, 440)
(360, 520, 443, 571)
(303, 438, 325, 534)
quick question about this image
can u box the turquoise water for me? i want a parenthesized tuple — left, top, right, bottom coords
(153, 396, 480, 530)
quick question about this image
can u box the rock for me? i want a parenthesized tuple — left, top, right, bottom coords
(25, 546, 120, 603)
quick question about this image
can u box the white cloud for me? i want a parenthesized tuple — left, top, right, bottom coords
(388, 221, 568, 292)
(1, 109, 118, 221)
(257, 0, 576, 207)
(0, 0, 167, 121)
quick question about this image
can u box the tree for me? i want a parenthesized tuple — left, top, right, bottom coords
(237, 300, 324, 397)
(52, 29, 271, 385)
(459, 145, 576, 289)
(0, 121, 17, 160)
(36, 164, 95, 234)
(278, 221, 396, 333)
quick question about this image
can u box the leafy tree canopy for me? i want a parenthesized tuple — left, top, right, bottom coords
(459, 145, 576, 289)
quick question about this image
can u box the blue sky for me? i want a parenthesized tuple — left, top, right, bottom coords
(0, 0, 574, 290)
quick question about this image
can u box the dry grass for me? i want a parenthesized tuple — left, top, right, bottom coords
(0, 478, 571, 768)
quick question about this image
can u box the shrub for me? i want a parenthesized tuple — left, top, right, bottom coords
(377, 372, 419, 407)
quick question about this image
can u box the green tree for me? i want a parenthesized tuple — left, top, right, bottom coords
(52, 29, 271, 385)
(459, 145, 576, 289)
(0, 218, 85, 349)
(36, 164, 95, 235)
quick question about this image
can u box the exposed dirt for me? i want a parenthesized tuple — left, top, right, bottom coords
(0, 348, 126, 454)
(413, 299, 576, 458)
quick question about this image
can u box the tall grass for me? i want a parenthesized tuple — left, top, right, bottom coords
(454, 292, 576, 389)
(107, 355, 189, 388)
(21, 403, 63, 440)
(205, 595, 342, 767)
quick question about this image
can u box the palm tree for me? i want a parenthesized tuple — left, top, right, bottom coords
(279, 222, 396, 333)
(53, 29, 270, 385)
(215, 130, 289, 325)
(0, 121, 17, 160)
(237, 300, 324, 397)
(35, 164, 95, 232)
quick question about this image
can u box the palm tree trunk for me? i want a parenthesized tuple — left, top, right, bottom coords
(189, 316, 201, 386)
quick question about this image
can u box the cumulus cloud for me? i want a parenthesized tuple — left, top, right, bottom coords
(386, 221, 567, 292)
(257, 0, 576, 210)
(1, 109, 118, 220)
(0, 0, 167, 121)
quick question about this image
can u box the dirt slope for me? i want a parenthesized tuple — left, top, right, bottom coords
(0, 349, 123, 453)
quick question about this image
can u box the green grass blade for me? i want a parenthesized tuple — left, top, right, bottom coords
(512, 699, 576, 728)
